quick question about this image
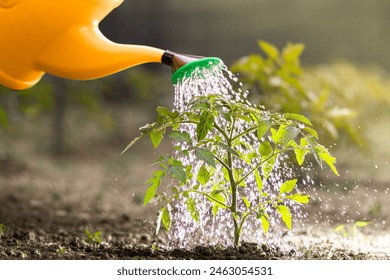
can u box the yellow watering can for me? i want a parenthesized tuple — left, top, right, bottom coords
(0, 0, 222, 90)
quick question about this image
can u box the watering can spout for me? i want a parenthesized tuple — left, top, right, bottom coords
(161, 51, 205, 73)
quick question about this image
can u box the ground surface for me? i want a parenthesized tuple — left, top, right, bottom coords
(1, 109, 390, 260)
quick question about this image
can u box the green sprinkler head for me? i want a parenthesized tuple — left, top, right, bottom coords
(162, 50, 224, 84)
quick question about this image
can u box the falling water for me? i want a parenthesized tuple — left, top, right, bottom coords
(162, 62, 314, 250)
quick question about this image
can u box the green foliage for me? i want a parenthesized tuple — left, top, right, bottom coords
(334, 221, 370, 237)
(231, 41, 361, 145)
(302, 61, 390, 146)
(0, 223, 6, 238)
(126, 92, 338, 247)
(84, 230, 102, 245)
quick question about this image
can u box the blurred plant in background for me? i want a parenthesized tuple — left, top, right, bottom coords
(232, 41, 390, 150)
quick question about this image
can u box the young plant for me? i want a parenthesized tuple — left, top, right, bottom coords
(0, 223, 6, 238)
(125, 93, 338, 247)
(232, 41, 359, 146)
(84, 230, 102, 245)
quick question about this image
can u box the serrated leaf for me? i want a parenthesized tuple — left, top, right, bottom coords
(210, 190, 227, 209)
(150, 129, 164, 148)
(282, 43, 305, 61)
(168, 161, 186, 184)
(242, 196, 251, 209)
(294, 139, 307, 166)
(254, 169, 263, 195)
(280, 179, 298, 194)
(315, 145, 339, 176)
(277, 205, 292, 230)
(262, 156, 276, 179)
(195, 147, 216, 168)
(320, 151, 339, 176)
(257, 121, 271, 140)
(259, 40, 279, 60)
(270, 127, 279, 143)
(161, 207, 171, 231)
(259, 141, 272, 157)
(261, 215, 270, 233)
(285, 113, 312, 126)
(288, 193, 310, 204)
(304, 127, 319, 139)
(169, 131, 191, 143)
(197, 165, 211, 185)
(212, 204, 219, 216)
(282, 126, 299, 146)
(196, 111, 214, 141)
(185, 197, 200, 223)
(144, 170, 165, 205)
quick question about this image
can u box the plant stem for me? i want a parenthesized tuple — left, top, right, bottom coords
(224, 123, 241, 247)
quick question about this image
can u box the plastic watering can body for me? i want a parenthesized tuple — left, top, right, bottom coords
(0, 0, 165, 90)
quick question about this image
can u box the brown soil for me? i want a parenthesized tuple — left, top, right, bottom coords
(1, 113, 390, 260)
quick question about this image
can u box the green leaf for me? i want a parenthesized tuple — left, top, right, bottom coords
(280, 179, 297, 194)
(282, 43, 305, 61)
(156, 106, 172, 117)
(210, 190, 227, 208)
(196, 111, 214, 141)
(282, 126, 299, 146)
(261, 215, 270, 233)
(168, 161, 187, 184)
(242, 196, 251, 209)
(185, 197, 200, 223)
(161, 207, 171, 231)
(285, 113, 312, 126)
(304, 127, 319, 139)
(321, 152, 339, 176)
(334, 224, 345, 233)
(197, 165, 211, 185)
(262, 156, 276, 179)
(315, 144, 339, 176)
(259, 40, 279, 60)
(257, 121, 271, 140)
(144, 170, 165, 205)
(288, 193, 310, 204)
(121, 135, 144, 154)
(150, 129, 164, 148)
(212, 204, 219, 216)
(195, 147, 216, 168)
(259, 141, 272, 157)
(271, 126, 286, 144)
(294, 138, 308, 166)
(254, 169, 263, 195)
(354, 221, 370, 228)
(169, 131, 191, 143)
(277, 205, 292, 230)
